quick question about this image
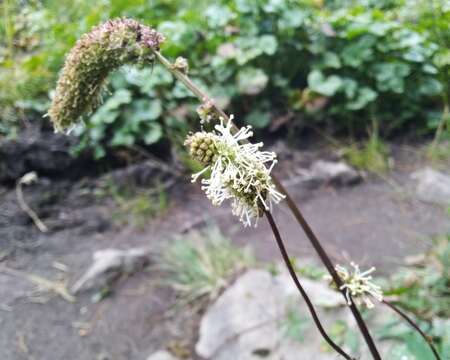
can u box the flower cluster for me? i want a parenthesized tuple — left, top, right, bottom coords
(333, 262, 383, 309)
(48, 18, 165, 132)
(185, 116, 285, 226)
(196, 99, 215, 124)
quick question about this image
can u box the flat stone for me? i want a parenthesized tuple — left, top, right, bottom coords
(71, 247, 151, 293)
(309, 160, 362, 186)
(146, 350, 179, 360)
(286, 160, 362, 188)
(195, 269, 283, 359)
(411, 168, 450, 205)
(195, 269, 347, 360)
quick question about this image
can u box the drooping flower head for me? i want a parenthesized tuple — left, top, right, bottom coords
(332, 262, 383, 309)
(48, 18, 165, 132)
(185, 115, 285, 227)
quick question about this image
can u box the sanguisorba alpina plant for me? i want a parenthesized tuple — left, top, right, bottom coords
(185, 116, 285, 227)
(330, 263, 383, 309)
(48, 18, 441, 360)
(48, 18, 164, 132)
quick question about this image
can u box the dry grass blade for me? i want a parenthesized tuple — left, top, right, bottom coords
(16, 172, 48, 233)
(0, 266, 75, 303)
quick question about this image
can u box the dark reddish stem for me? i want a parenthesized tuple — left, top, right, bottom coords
(271, 180, 382, 360)
(382, 300, 441, 360)
(265, 210, 355, 360)
(154, 51, 380, 359)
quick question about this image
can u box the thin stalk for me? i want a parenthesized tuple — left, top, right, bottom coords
(153, 50, 381, 359)
(273, 179, 382, 360)
(431, 101, 449, 149)
(265, 210, 354, 360)
(2, 0, 14, 60)
(382, 300, 441, 360)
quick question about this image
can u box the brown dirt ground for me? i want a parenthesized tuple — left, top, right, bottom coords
(0, 144, 449, 360)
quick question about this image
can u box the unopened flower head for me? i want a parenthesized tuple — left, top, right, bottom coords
(172, 56, 189, 74)
(333, 262, 383, 309)
(196, 99, 215, 124)
(185, 115, 285, 227)
(48, 18, 165, 132)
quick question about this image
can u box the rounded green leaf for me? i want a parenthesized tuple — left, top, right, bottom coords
(245, 110, 271, 129)
(143, 123, 163, 145)
(308, 70, 342, 96)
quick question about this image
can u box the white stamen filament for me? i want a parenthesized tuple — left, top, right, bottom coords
(189, 115, 285, 226)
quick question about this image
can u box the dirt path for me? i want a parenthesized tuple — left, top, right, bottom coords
(0, 146, 448, 360)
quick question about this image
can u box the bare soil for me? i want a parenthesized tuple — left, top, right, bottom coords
(0, 142, 449, 360)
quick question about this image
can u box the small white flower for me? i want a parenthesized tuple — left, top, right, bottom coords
(333, 262, 383, 309)
(186, 115, 285, 227)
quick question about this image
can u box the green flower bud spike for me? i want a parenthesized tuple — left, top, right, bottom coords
(47, 18, 165, 132)
(184, 132, 217, 165)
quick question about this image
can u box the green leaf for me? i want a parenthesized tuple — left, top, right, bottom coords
(341, 36, 376, 67)
(143, 123, 163, 145)
(308, 70, 342, 97)
(129, 99, 163, 122)
(278, 8, 306, 30)
(245, 110, 271, 129)
(205, 5, 235, 28)
(94, 146, 106, 159)
(262, 0, 285, 13)
(418, 78, 443, 96)
(387, 344, 415, 359)
(373, 63, 411, 93)
(237, 68, 269, 95)
(342, 78, 358, 99)
(346, 87, 377, 110)
(103, 89, 132, 111)
(259, 35, 278, 56)
(322, 52, 341, 69)
(405, 332, 435, 360)
(403, 49, 425, 63)
(111, 132, 135, 147)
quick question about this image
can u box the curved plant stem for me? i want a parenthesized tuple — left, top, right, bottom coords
(16, 175, 48, 233)
(153, 50, 381, 360)
(382, 300, 441, 360)
(265, 210, 355, 360)
(272, 180, 382, 360)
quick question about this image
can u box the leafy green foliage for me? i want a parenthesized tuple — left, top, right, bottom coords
(1, 0, 448, 152)
(280, 305, 310, 343)
(377, 235, 450, 358)
(320, 320, 360, 354)
(385, 236, 450, 320)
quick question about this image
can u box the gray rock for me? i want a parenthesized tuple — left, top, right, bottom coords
(285, 160, 362, 188)
(146, 350, 180, 360)
(309, 160, 362, 186)
(411, 168, 450, 205)
(195, 269, 348, 360)
(71, 247, 151, 293)
(275, 268, 345, 308)
(195, 270, 282, 359)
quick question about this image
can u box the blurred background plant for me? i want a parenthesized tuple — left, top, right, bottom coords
(1, 0, 449, 161)
(378, 234, 450, 358)
(158, 225, 255, 303)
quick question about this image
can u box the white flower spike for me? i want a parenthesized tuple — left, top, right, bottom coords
(185, 115, 285, 227)
(334, 262, 383, 309)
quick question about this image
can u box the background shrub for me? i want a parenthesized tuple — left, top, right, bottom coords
(1, 0, 448, 157)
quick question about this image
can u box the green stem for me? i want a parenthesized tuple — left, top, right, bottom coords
(2, 0, 14, 60)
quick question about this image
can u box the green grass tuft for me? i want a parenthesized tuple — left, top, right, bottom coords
(159, 226, 255, 302)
